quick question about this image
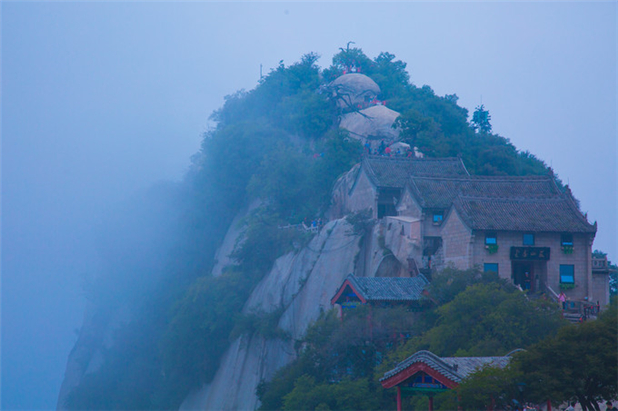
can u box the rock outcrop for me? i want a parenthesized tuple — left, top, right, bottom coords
(181, 218, 362, 410)
(340, 104, 401, 142)
(56, 303, 133, 410)
(181, 209, 422, 410)
(329, 73, 380, 109)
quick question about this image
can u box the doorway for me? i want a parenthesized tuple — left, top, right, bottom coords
(512, 262, 534, 292)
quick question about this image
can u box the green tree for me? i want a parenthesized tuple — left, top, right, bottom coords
(471, 104, 492, 134)
(457, 363, 524, 411)
(323, 46, 375, 81)
(383, 281, 566, 370)
(395, 109, 441, 149)
(281, 375, 380, 411)
(517, 301, 618, 410)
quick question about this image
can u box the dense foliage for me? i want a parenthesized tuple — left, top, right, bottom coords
(258, 268, 568, 411)
(65, 47, 568, 410)
(457, 300, 618, 411)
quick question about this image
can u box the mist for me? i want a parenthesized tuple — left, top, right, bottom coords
(2, 2, 616, 410)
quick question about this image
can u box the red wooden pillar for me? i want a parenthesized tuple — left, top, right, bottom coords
(428, 396, 434, 411)
(396, 386, 402, 411)
(368, 305, 373, 340)
(547, 399, 552, 411)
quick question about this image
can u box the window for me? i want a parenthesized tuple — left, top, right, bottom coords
(560, 265, 575, 284)
(561, 233, 573, 247)
(484, 263, 499, 274)
(433, 212, 444, 224)
(485, 232, 497, 245)
(523, 233, 535, 246)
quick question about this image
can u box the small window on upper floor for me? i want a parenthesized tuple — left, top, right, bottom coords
(523, 233, 535, 246)
(561, 233, 573, 247)
(485, 232, 497, 245)
(433, 212, 444, 225)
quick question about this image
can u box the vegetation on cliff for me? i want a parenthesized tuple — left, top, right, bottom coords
(64, 47, 569, 410)
(257, 269, 572, 411)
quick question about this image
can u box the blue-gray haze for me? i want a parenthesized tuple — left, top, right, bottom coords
(2, 2, 616, 410)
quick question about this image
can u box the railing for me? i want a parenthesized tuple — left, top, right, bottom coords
(515, 284, 530, 301)
(278, 222, 323, 233)
(563, 299, 600, 320)
(592, 256, 608, 270)
(540, 280, 560, 303)
(539, 280, 600, 322)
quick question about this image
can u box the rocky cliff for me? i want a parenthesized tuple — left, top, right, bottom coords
(180, 197, 423, 410)
(181, 217, 361, 410)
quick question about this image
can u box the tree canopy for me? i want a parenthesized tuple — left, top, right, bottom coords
(457, 300, 618, 411)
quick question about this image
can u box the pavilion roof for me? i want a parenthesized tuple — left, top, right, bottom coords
(331, 274, 429, 305)
(380, 350, 512, 387)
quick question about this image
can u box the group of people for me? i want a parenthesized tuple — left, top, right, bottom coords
(302, 217, 324, 230)
(363, 140, 414, 157)
(558, 291, 601, 322)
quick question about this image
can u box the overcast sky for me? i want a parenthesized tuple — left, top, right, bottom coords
(2, 2, 616, 410)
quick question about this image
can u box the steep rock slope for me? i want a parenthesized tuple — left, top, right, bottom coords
(181, 205, 422, 410)
(181, 218, 362, 410)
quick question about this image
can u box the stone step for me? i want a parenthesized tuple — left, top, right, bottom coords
(563, 312, 584, 324)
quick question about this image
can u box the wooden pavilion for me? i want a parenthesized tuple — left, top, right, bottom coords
(380, 350, 513, 411)
(330, 274, 431, 310)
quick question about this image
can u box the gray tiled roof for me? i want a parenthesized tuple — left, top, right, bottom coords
(363, 156, 469, 189)
(442, 356, 512, 379)
(380, 349, 512, 383)
(346, 274, 429, 302)
(454, 196, 596, 233)
(409, 175, 562, 209)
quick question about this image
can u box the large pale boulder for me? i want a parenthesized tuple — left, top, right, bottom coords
(329, 73, 380, 109)
(340, 104, 401, 142)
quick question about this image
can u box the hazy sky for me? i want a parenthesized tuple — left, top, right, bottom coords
(2, 2, 616, 410)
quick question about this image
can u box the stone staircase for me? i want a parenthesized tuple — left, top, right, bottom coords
(562, 311, 584, 324)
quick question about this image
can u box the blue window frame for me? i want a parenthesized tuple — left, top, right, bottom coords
(485, 232, 497, 245)
(484, 263, 499, 274)
(561, 233, 573, 246)
(523, 233, 535, 246)
(433, 212, 444, 224)
(560, 265, 574, 284)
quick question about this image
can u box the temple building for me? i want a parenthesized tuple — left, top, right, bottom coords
(380, 350, 515, 411)
(330, 155, 608, 307)
(335, 156, 469, 219)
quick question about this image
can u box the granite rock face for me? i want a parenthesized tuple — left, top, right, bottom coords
(181, 218, 362, 410)
(181, 210, 420, 410)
